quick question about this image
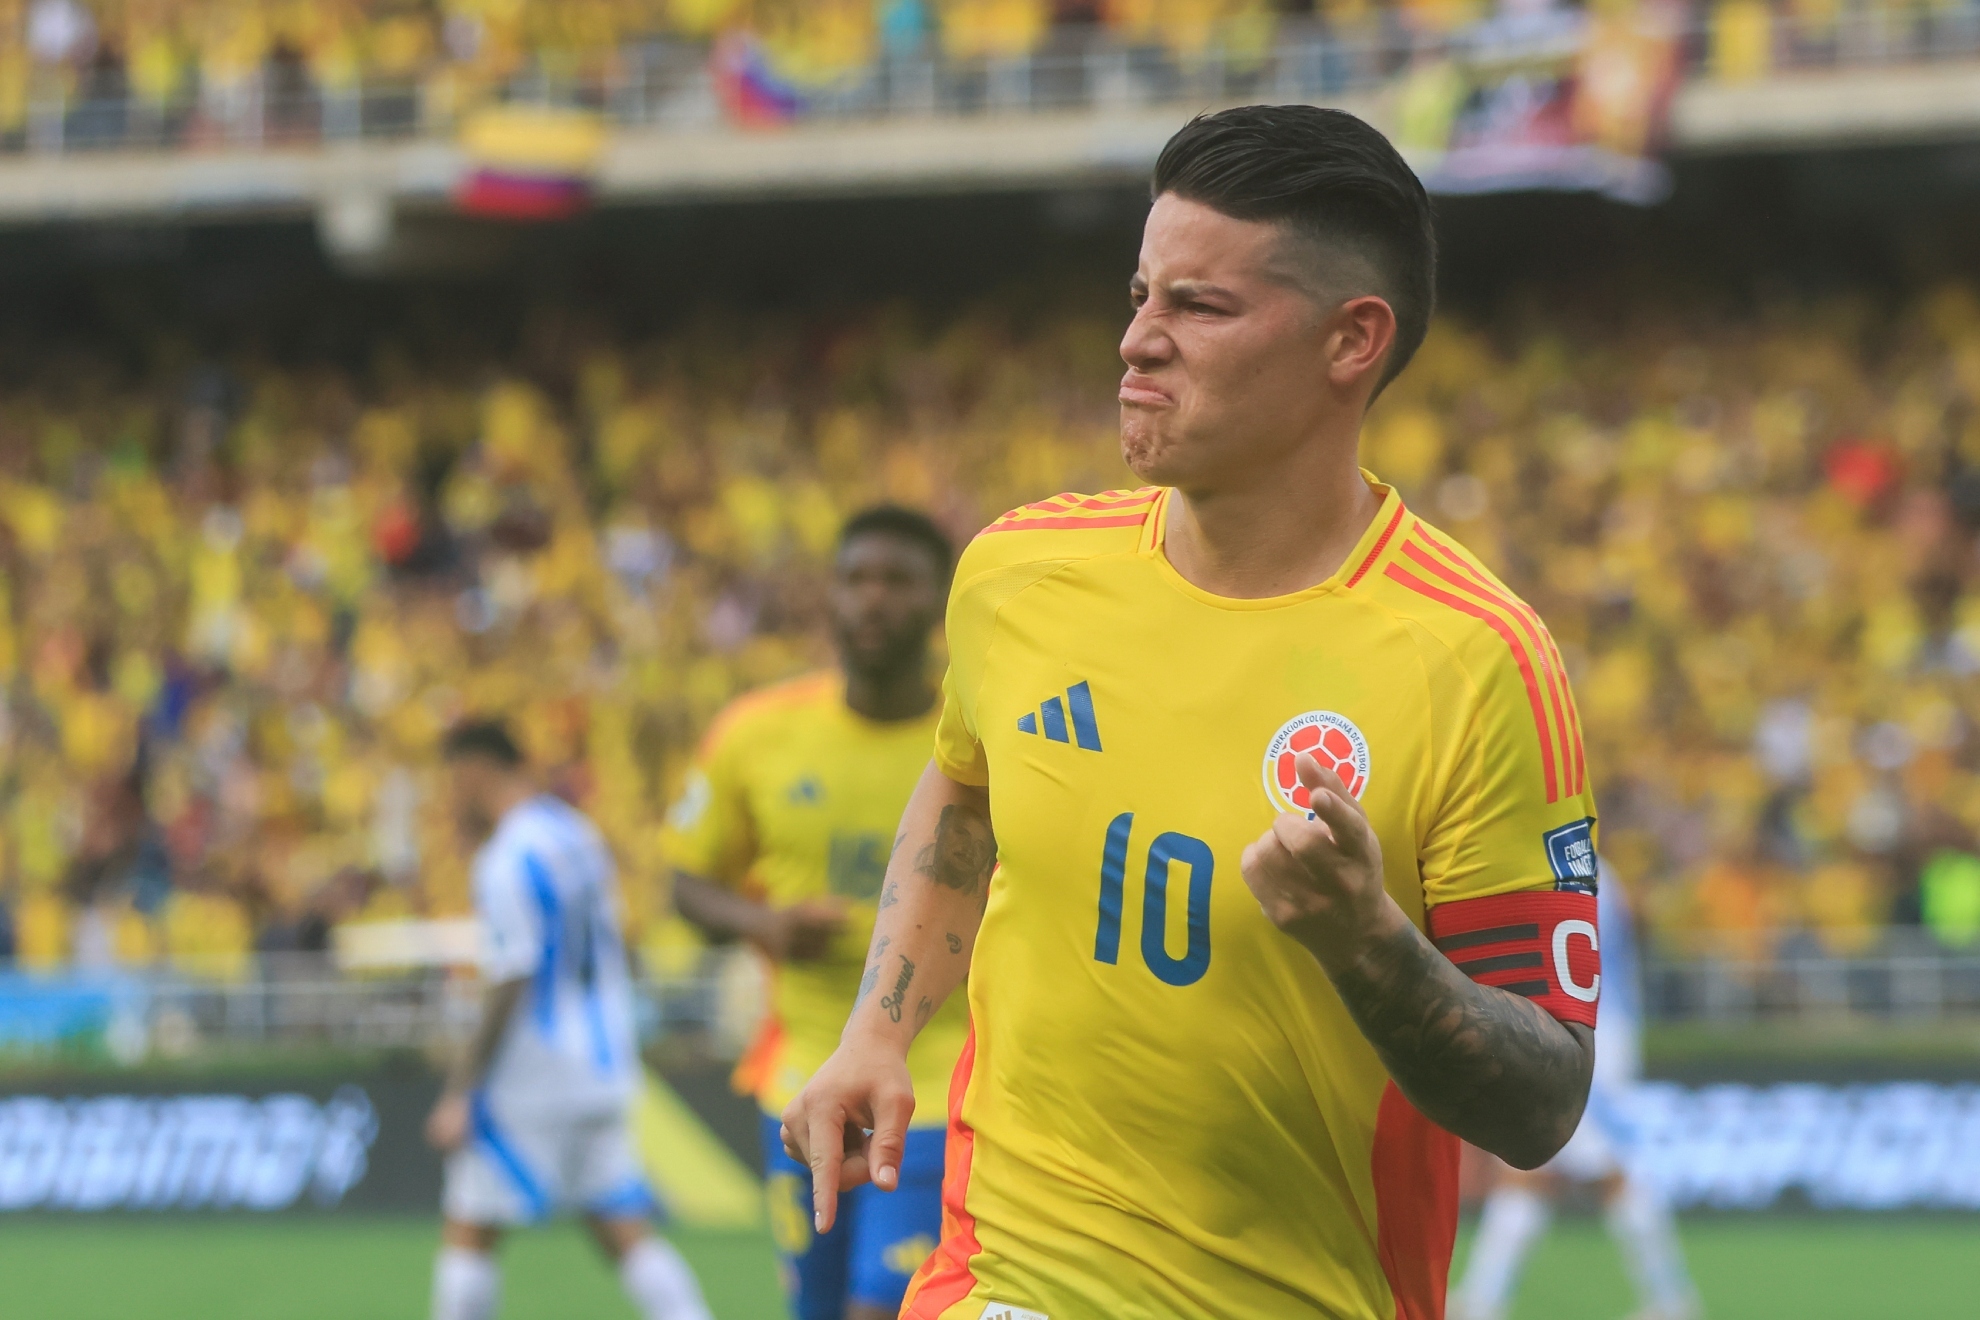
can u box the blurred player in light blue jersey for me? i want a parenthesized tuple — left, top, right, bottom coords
(1450, 861, 1702, 1320)
(424, 721, 711, 1320)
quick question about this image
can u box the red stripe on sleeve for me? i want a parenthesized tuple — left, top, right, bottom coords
(981, 508, 1154, 534)
(1545, 631, 1588, 798)
(1428, 890, 1601, 1027)
(1345, 502, 1409, 588)
(1384, 562, 1562, 803)
(1401, 538, 1576, 798)
(1371, 1082, 1460, 1320)
(902, 1025, 983, 1318)
(1414, 530, 1586, 797)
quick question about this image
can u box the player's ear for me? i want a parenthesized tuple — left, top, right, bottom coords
(1327, 296, 1396, 392)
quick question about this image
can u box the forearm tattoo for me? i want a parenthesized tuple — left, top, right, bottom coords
(1325, 919, 1593, 1166)
(878, 956, 916, 1024)
(855, 936, 890, 1007)
(913, 803, 997, 897)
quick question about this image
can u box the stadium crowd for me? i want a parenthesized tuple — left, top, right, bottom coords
(0, 0, 1936, 150)
(3, 283, 1980, 977)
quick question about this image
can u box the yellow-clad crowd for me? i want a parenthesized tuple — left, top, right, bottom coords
(0, 0, 1852, 148)
(7, 284, 1980, 979)
(0, 0, 1315, 140)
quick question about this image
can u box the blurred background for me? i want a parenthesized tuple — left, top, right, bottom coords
(0, 1, 1977, 1317)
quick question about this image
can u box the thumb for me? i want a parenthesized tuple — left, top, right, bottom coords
(867, 1087, 916, 1193)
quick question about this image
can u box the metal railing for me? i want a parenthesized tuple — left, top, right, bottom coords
(6, 4, 1980, 161)
(0, 948, 767, 1063)
(1646, 948, 1980, 1022)
(4, 938, 1980, 1067)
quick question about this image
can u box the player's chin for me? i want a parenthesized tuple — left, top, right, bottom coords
(1119, 420, 1187, 485)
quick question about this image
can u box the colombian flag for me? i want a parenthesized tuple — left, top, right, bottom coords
(710, 31, 805, 127)
(455, 105, 607, 221)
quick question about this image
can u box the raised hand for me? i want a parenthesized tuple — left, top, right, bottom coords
(1240, 751, 1388, 961)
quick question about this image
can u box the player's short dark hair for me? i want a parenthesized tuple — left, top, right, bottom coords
(1151, 105, 1437, 395)
(838, 505, 953, 583)
(443, 719, 523, 767)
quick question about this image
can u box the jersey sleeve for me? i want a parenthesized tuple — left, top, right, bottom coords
(1418, 625, 1601, 1026)
(933, 661, 989, 787)
(932, 533, 1007, 786)
(475, 849, 544, 984)
(932, 524, 1094, 786)
(660, 709, 758, 887)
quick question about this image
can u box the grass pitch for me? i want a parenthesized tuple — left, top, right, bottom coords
(1, 1213, 1974, 1318)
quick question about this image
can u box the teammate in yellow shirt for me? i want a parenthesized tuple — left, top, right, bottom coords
(665, 507, 967, 1320)
(786, 107, 1601, 1320)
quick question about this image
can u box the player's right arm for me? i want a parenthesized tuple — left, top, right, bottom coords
(780, 760, 994, 1234)
(663, 700, 845, 961)
(426, 848, 541, 1152)
(783, 512, 1090, 1230)
(425, 977, 528, 1151)
(671, 874, 845, 962)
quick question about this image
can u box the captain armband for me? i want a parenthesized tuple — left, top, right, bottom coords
(1426, 890, 1600, 1028)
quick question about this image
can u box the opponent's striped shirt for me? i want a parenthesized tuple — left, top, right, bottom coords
(477, 795, 639, 1114)
(905, 476, 1599, 1320)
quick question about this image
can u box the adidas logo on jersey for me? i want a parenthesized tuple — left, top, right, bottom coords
(1015, 681, 1102, 750)
(978, 1304, 1050, 1320)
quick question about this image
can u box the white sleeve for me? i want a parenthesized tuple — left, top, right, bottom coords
(475, 848, 543, 984)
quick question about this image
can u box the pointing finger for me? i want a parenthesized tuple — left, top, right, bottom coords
(1294, 752, 1358, 808)
(805, 1105, 846, 1234)
(1294, 754, 1370, 852)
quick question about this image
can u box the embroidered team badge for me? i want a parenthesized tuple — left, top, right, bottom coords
(1263, 711, 1371, 811)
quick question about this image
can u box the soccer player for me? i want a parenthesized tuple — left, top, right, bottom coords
(425, 721, 711, 1320)
(1449, 863, 1702, 1320)
(665, 507, 968, 1320)
(785, 105, 1604, 1320)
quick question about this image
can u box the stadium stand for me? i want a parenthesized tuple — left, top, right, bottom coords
(5, 277, 1980, 979)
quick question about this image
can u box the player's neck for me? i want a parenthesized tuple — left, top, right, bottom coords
(1163, 445, 1381, 599)
(842, 661, 938, 723)
(488, 777, 538, 823)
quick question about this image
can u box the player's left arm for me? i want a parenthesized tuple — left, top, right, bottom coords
(1242, 751, 1594, 1170)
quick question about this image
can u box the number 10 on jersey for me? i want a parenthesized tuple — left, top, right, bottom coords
(1093, 813, 1214, 987)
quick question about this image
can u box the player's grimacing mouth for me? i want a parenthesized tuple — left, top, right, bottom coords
(1119, 370, 1172, 407)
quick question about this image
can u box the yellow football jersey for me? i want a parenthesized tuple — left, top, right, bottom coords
(905, 480, 1599, 1320)
(662, 671, 969, 1124)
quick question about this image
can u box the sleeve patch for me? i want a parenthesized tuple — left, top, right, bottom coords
(1543, 816, 1597, 892)
(1428, 890, 1600, 1027)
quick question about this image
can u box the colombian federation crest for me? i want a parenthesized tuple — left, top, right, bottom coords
(1264, 711, 1371, 811)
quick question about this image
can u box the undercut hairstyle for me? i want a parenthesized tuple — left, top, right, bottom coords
(839, 505, 954, 584)
(443, 720, 524, 768)
(1151, 105, 1438, 396)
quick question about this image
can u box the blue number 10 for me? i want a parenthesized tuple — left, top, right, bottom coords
(1094, 813, 1213, 987)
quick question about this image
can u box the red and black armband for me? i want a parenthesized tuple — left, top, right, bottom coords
(1427, 891, 1600, 1028)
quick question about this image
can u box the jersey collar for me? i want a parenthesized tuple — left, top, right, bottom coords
(1139, 473, 1412, 611)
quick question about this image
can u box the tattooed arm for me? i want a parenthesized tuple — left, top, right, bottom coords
(781, 761, 996, 1231)
(1241, 754, 1593, 1169)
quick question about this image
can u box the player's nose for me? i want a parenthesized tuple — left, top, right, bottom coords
(1119, 304, 1173, 369)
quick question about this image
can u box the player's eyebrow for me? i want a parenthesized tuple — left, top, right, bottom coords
(1136, 277, 1241, 305)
